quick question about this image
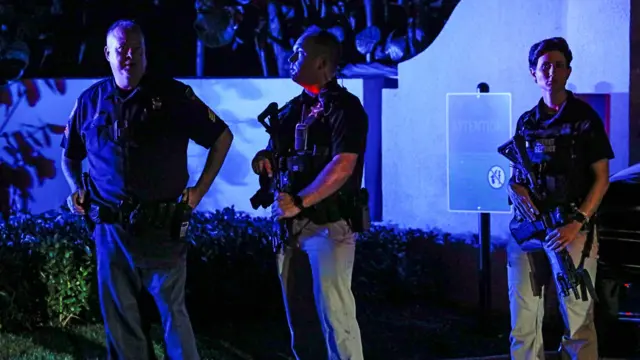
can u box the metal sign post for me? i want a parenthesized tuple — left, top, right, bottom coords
(446, 83, 513, 324)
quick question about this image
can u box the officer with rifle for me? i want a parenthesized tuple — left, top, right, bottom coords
(499, 37, 614, 360)
(61, 20, 233, 359)
(250, 26, 370, 360)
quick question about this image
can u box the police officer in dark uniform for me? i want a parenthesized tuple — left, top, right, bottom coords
(251, 26, 369, 359)
(60, 20, 233, 359)
(505, 37, 614, 360)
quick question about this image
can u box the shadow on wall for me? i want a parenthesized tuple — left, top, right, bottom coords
(567, 80, 615, 93)
(0, 79, 69, 220)
(566, 80, 629, 173)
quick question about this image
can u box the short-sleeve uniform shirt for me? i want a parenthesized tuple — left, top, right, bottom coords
(60, 75, 229, 207)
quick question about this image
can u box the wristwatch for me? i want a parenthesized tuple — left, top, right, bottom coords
(572, 209, 589, 224)
(292, 194, 305, 210)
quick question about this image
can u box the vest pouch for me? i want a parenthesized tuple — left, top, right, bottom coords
(287, 155, 308, 173)
(355, 188, 371, 232)
(338, 188, 371, 233)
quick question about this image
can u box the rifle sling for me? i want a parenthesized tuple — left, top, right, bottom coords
(576, 221, 598, 302)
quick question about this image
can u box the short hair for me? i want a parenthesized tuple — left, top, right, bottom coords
(300, 25, 342, 69)
(528, 37, 573, 70)
(106, 19, 144, 43)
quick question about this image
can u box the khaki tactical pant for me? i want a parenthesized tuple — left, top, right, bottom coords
(276, 218, 364, 360)
(507, 229, 599, 360)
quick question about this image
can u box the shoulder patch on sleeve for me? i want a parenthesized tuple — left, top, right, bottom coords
(185, 86, 196, 101)
(208, 108, 217, 122)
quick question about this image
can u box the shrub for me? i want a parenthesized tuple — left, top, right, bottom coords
(0, 212, 94, 330)
(0, 207, 494, 332)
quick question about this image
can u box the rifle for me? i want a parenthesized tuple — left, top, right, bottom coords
(498, 134, 596, 301)
(250, 102, 291, 253)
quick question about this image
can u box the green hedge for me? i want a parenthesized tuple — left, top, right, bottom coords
(0, 207, 480, 332)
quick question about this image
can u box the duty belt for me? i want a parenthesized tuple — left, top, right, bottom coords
(87, 199, 193, 241)
(88, 201, 181, 228)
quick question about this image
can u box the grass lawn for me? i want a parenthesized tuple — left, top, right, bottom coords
(2, 309, 638, 360)
(0, 307, 637, 360)
(0, 304, 513, 360)
(6, 302, 637, 360)
(0, 324, 258, 360)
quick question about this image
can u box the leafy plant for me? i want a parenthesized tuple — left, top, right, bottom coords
(36, 234, 93, 327)
(0, 211, 94, 330)
(0, 207, 499, 332)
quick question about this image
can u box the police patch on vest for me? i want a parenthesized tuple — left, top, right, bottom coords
(533, 139, 556, 153)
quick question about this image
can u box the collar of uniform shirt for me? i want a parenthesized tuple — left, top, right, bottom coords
(535, 90, 573, 124)
(104, 74, 156, 101)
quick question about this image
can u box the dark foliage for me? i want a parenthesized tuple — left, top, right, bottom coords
(0, 207, 482, 332)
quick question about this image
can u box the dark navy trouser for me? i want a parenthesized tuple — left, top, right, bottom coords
(93, 223, 199, 360)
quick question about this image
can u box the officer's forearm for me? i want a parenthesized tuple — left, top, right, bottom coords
(194, 128, 233, 196)
(298, 154, 357, 208)
(578, 159, 610, 218)
(61, 154, 83, 193)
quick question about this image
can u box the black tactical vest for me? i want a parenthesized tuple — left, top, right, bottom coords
(276, 84, 346, 224)
(520, 114, 581, 209)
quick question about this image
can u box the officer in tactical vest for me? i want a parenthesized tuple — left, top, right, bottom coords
(505, 37, 614, 360)
(251, 26, 369, 359)
(60, 20, 233, 359)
